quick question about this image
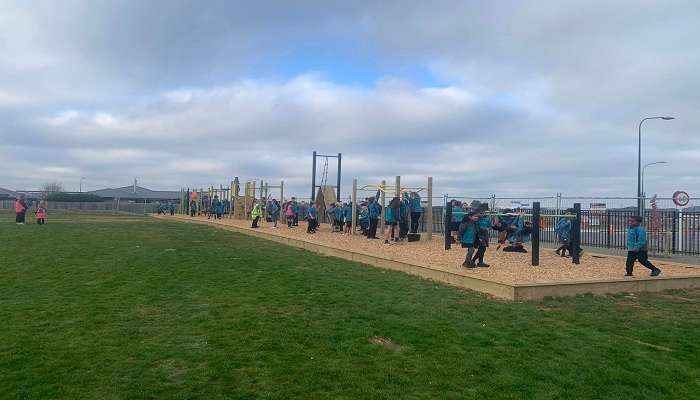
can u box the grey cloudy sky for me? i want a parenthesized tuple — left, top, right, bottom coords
(1, 0, 698, 199)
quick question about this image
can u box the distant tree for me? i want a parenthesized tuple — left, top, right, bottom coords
(40, 181, 64, 199)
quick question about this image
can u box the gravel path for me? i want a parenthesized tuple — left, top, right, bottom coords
(164, 215, 700, 285)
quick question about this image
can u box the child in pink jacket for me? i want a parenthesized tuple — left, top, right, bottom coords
(36, 202, 47, 225)
(15, 197, 27, 224)
(285, 203, 295, 228)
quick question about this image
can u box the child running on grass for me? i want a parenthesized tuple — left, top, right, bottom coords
(35, 201, 47, 225)
(626, 216, 661, 277)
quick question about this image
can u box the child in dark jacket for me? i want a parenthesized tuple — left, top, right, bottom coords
(626, 216, 661, 277)
(307, 204, 318, 233)
(367, 191, 381, 239)
(458, 211, 480, 268)
(344, 203, 353, 235)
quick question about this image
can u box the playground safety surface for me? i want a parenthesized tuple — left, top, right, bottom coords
(157, 215, 700, 301)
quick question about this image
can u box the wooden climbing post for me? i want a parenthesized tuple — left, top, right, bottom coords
(380, 179, 386, 234)
(351, 179, 357, 235)
(426, 177, 433, 240)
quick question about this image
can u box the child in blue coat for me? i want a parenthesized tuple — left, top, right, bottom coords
(409, 192, 422, 233)
(344, 203, 353, 234)
(626, 216, 661, 277)
(458, 211, 480, 268)
(384, 197, 400, 244)
(359, 205, 369, 236)
(334, 203, 344, 233)
(307, 204, 318, 233)
(367, 190, 381, 239)
(554, 210, 572, 257)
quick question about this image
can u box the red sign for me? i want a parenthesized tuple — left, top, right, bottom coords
(672, 191, 690, 207)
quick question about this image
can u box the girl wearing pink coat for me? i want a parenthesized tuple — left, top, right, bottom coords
(15, 197, 27, 224)
(36, 202, 47, 225)
(285, 203, 295, 228)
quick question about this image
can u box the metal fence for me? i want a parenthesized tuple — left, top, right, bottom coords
(1, 200, 180, 214)
(415, 195, 700, 256)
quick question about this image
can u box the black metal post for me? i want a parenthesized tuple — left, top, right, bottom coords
(532, 202, 540, 266)
(444, 202, 452, 250)
(337, 152, 342, 201)
(572, 203, 582, 264)
(606, 209, 611, 249)
(311, 151, 317, 201)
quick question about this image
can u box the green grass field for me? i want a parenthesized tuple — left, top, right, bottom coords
(2, 211, 699, 399)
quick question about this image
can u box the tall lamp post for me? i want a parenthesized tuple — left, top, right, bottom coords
(641, 161, 667, 206)
(638, 116, 674, 216)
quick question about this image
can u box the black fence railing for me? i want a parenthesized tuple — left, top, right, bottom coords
(417, 206, 700, 256)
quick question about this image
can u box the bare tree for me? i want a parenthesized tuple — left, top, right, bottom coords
(41, 181, 64, 198)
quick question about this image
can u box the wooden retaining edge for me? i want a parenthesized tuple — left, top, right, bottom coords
(159, 216, 516, 300)
(512, 276, 700, 301)
(157, 216, 700, 301)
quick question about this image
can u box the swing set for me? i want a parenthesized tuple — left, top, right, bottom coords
(443, 202, 583, 266)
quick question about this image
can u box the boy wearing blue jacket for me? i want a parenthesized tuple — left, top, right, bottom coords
(554, 210, 572, 257)
(398, 193, 410, 240)
(344, 202, 353, 234)
(307, 204, 318, 233)
(626, 216, 661, 277)
(458, 211, 480, 268)
(367, 190, 381, 239)
(359, 205, 369, 236)
(334, 203, 344, 233)
(384, 197, 400, 244)
(409, 192, 422, 233)
(291, 198, 300, 226)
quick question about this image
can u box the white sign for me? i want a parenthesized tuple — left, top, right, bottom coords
(590, 203, 606, 212)
(673, 191, 690, 207)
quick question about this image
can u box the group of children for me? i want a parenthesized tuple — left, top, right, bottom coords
(188, 195, 230, 219)
(323, 191, 423, 244)
(14, 197, 46, 225)
(184, 189, 663, 278)
(155, 202, 176, 216)
(248, 197, 321, 233)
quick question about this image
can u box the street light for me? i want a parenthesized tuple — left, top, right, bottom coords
(641, 161, 667, 201)
(637, 116, 674, 215)
(79, 177, 85, 193)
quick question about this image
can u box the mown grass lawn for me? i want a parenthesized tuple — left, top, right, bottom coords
(1, 211, 699, 399)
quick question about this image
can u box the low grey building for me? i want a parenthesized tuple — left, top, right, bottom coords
(89, 185, 179, 202)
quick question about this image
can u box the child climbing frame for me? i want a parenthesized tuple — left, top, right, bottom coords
(443, 201, 582, 266)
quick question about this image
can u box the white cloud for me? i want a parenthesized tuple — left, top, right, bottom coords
(0, 1, 698, 200)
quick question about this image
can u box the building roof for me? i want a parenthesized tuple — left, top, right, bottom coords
(89, 185, 179, 200)
(0, 187, 18, 198)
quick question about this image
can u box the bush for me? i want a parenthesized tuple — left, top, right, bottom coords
(45, 193, 104, 202)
